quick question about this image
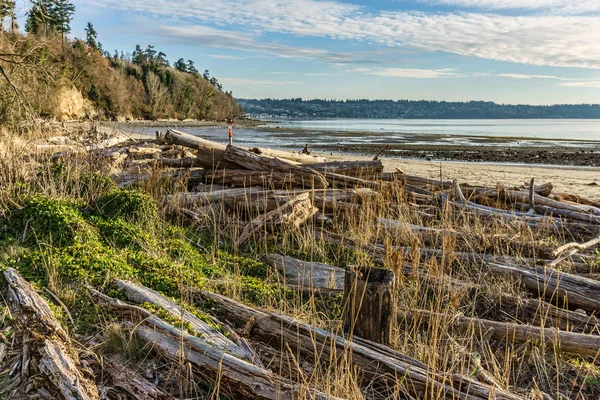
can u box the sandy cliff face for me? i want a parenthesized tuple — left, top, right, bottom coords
(53, 86, 96, 121)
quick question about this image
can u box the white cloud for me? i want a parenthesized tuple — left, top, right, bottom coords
(156, 25, 403, 65)
(498, 73, 570, 80)
(420, 0, 600, 14)
(368, 68, 464, 78)
(268, 72, 296, 75)
(305, 73, 339, 76)
(559, 81, 600, 88)
(91, 0, 600, 69)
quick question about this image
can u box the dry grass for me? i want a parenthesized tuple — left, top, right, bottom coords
(1, 128, 599, 399)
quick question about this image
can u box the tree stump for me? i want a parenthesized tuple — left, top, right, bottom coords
(342, 265, 396, 345)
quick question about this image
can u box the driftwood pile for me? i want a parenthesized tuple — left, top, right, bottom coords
(5, 127, 600, 399)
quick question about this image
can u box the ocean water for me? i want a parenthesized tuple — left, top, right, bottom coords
(124, 119, 600, 149)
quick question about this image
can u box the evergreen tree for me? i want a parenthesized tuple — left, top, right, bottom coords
(174, 58, 187, 72)
(186, 60, 198, 73)
(0, 1, 11, 31)
(156, 51, 169, 67)
(53, 0, 75, 43)
(25, 2, 50, 35)
(132, 44, 145, 65)
(85, 22, 98, 50)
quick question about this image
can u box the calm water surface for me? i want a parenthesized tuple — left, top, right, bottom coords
(125, 119, 600, 149)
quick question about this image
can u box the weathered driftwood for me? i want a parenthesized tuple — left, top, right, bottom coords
(165, 187, 379, 217)
(309, 160, 384, 177)
(551, 192, 600, 209)
(114, 279, 253, 361)
(553, 235, 600, 258)
(322, 171, 383, 189)
(157, 129, 241, 169)
(343, 266, 396, 346)
(158, 157, 203, 168)
(488, 263, 600, 313)
(102, 357, 175, 400)
(117, 169, 206, 189)
(92, 287, 337, 400)
(401, 309, 600, 358)
(224, 145, 329, 189)
(512, 202, 600, 225)
(501, 188, 600, 218)
(198, 291, 522, 400)
(314, 230, 600, 311)
(268, 253, 345, 289)
(204, 169, 295, 189)
(3, 269, 99, 400)
(237, 192, 317, 246)
(249, 146, 327, 163)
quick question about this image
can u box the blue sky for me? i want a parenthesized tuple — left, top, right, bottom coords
(13, 0, 600, 104)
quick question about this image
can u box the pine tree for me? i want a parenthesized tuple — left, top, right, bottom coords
(186, 60, 198, 74)
(85, 22, 98, 50)
(53, 0, 75, 43)
(174, 58, 187, 72)
(0, 1, 10, 31)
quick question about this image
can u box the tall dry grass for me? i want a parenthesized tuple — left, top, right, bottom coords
(1, 128, 598, 399)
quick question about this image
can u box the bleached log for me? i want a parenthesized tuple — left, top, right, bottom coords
(114, 279, 253, 360)
(205, 169, 295, 189)
(157, 130, 241, 169)
(92, 288, 338, 400)
(551, 193, 600, 209)
(513, 203, 600, 225)
(198, 291, 522, 400)
(268, 254, 345, 289)
(502, 189, 600, 218)
(3, 269, 99, 400)
(102, 357, 175, 400)
(237, 192, 318, 246)
(309, 160, 384, 177)
(224, 145, 328, 189)
(401, 309, 600, 358)
(158, 157, 203, 168)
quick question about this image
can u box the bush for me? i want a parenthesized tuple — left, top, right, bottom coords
(6, 195, 97, 246)
(93, 189, 158, 228)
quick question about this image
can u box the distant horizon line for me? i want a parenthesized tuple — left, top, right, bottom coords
(236, 98, 600, 107)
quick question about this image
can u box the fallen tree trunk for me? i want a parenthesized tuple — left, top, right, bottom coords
(3, 269, 99, 400)
(268, 253, 345, 289)
(551, 193, 600, 209)
(488, 263, 600, 313)
(157, 130, 241, 169)
(309, 160, 384, 177)
(102, 356, 175, 400)
(92, 287, 337, 400)
(512, 202, 600, 225)
(237, 192, 318, 246)
(114, 279, 254, 361)
(224, 145, 329, 189)
(204, 169, 295, 189)
(501, 189, 600, 218)
(198, 291, 522, 400)
(401, 309, 600, 358)
(322, 171, 383, 189)
(158, 157, 203, 168)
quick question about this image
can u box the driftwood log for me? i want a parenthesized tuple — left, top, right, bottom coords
(268, 253, 345, 289)
(401, 309, 600, 358)
(102, 356, 175, 400)
(114, 279, 254, 361)
(3, 269, 99, 400)
(91, 287, 338, 400)
(224, 145, 329, 189)
(204, 169, 295, 189)
(198, 291, 522, 400)
(237, 192, 318, 246)
(309, 160, 384, 177)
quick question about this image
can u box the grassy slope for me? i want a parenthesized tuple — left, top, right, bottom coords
(0, 32, 241, 125)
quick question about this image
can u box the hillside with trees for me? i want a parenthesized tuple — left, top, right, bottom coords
(238, 98, 600, 119)
(0, 0, 241, 125)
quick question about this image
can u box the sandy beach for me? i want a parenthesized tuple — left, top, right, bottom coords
(322, 152, 600, 199)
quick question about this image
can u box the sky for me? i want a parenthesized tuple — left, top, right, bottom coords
(12, 0, 600, 104)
